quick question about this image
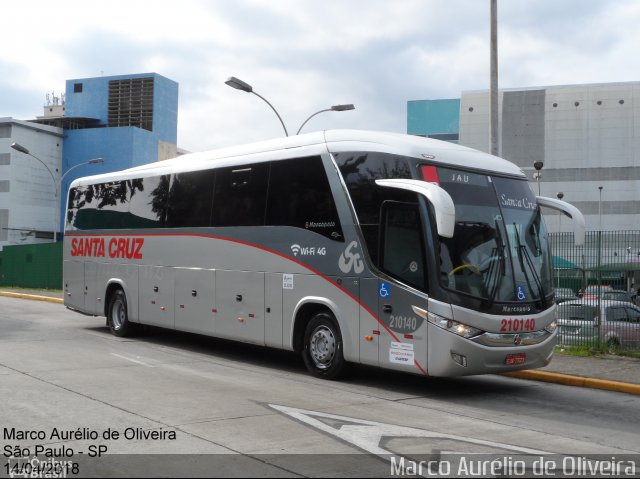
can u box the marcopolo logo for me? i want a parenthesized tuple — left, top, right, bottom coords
(339, 241, 364, 274)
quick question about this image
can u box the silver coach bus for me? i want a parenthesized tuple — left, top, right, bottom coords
(63, 130, 585, 378)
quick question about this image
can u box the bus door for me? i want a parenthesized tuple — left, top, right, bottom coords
(377, 201, 429, 370)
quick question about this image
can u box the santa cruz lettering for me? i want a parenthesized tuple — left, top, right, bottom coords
(70, 237, 144, 260)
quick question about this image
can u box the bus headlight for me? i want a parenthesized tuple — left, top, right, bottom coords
(545, 320, 558, 333)
(413, 306, 483, 339)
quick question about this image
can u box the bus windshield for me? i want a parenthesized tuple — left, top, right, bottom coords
(434, 168, 552, 306)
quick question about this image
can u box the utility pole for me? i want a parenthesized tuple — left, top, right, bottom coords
(490, 0, 499, 156)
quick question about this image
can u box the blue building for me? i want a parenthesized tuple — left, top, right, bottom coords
(34, 72, 179, 234)
(406, 98, 460, 142)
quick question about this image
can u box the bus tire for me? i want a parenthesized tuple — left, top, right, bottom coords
(107, 289, 135, 337)
(302, 312, 345, 379)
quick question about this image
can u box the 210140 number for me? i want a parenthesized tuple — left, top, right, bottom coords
(500, 318, 535, 333)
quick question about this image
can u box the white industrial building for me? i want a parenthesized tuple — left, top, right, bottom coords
(458, 82, 640, 232)
(0, 118, 63, 249)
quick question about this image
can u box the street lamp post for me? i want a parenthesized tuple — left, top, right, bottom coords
(556, 192, 564, 288)
(11, 142, 104, 242)
(596, 185, 603, 350)
(225, 76, 289, 137)
(296, 104, 355, 135)
(11, 142, 58, 242)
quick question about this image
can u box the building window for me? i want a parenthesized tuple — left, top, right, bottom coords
(74, 83, 83, 93)
(108, 77, 154, 131)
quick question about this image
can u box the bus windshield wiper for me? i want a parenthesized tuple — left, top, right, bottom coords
(513, 223, 547, 307)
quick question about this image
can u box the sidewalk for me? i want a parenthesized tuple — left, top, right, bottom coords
(505, 351, 640, 395)
(1, 288, 639, 394)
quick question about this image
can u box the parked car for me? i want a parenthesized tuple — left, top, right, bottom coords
(602, 290, 635, 304)
(556, 299, 640, 352)
(581, 284, 613, 300)
(554, 288, 578, 303)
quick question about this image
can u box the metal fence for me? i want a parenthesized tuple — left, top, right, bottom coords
(551, 231, 640, 353)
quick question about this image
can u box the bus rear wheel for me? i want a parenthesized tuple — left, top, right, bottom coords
(302, 313, 345, 379)
(108, 289, 136, 337)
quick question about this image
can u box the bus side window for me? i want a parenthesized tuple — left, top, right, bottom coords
(212, 164, 270, 227)
(166, 170, 215, 227)
(379, 201, 427, 291)
(266, 156, 343, 241)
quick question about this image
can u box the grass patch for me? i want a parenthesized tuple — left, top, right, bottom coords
(555, 346, 604, 357)
(556, 345, 640, 359)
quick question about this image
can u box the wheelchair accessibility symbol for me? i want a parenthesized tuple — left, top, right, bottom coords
(379, 282, 390, 298)
(516, 285, 526, 302)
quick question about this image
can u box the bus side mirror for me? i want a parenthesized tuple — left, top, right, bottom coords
(375, 179, 455, 238)
(537, 196, 586, 246)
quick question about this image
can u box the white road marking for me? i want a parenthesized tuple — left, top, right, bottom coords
(111, 353, 154, 367)
(269, 404, 550, 458)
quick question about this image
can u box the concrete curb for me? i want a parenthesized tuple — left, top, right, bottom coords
(503, 370, 640, 396)
(0, 291, 64, 304)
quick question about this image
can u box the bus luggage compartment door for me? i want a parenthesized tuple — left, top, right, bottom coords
(216, 270, 265, 345)
(139, 266, 175, 329)
(174, 268, 215, 335)
(63, 260, 85, 311)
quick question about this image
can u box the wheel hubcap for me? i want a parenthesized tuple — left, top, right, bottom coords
(309, 325, 336, 369)
(111, 299, 125, 330)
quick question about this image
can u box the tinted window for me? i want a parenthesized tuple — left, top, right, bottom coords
(380, 202, 426, 290)
(212, 163, 269, 227)
(334, 152, 416, 266)
(66, 176, 168, 230)
(267, 156, 343, 240)
(167, 169, 215, 227)
(607, 307, 627, 322)
(626, 307, 640, 323)
(128, 176, 169, 227)
(557, 304, 596, 321)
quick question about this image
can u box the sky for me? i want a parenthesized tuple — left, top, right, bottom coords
(2, 0, 640, 152)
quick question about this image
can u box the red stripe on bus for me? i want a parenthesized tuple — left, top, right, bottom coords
(414, 360, 428, 376)
(65, 232, 429, 372)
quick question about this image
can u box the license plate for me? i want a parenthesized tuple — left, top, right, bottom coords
(505, 353, 526, 366)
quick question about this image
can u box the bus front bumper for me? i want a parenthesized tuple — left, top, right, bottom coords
(426, 325, 557, 377)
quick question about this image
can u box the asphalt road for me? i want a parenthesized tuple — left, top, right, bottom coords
(1, 296, 639, 477)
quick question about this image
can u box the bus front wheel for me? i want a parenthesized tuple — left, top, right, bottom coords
(302, 313, 345, 379)
(108, 289, 135, 337)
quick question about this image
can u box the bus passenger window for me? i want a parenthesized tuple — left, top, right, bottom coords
(266, 156, 343, 241)
(212, 163, 269, 227)
(166, 169, 215, 227)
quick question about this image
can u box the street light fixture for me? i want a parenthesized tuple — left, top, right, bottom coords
(225, 76, 289, 137)
(11, 142, 104, 242)
(533, 160, 544, 195)
(598, 186, 603, 232)
(557, 191, 564, 232)
(296, 104, 355, 135)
